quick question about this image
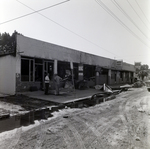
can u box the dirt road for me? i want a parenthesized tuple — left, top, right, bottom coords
(1, 87, 150, 149)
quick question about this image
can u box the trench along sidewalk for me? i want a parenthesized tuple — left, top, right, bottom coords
(0, 84, 123, 118)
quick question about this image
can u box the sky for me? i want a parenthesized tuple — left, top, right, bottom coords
(0, 0, 150, 66)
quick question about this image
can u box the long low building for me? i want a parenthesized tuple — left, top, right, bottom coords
(0, 34, 135, 95)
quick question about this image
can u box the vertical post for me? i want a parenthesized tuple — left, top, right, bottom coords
(33, 59, 35, 82)
(129, 72, 131, 83)
(78, 64, 83, 80)
(108, 69, 111, 85)
(54, 60, 57, 74)
(29, 59, 31, 82)
(42, 60, 45, 90)
(116, 71, 120, 84)
(95, 71, 99, 85)
(70, 62, 75, 89)
(123, 72, 125, 83)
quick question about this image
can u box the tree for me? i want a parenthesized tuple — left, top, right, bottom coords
(0, 30, 21, 55)
(141, 64, 149, 70)
(138, 64, 149, 80)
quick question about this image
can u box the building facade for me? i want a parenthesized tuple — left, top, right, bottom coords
(0, 35, 135, 95)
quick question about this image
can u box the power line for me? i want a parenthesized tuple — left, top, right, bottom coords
(112, 0, 150, 40)
(14, 0, 120, 57)
(121, 54, 149, 58)
(95, 0, 150, 49)
(126, 0, 150, 30)
(135, 0, 150, 24)
(0, 0, 70, 25)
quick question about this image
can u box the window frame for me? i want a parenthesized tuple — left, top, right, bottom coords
(21, 57, 34, 82)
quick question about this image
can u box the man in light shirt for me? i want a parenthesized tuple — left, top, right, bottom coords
(45, 73, 50, 95)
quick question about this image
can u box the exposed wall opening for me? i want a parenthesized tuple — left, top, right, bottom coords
(120, 71, 123, 81)
(131, 72, 134, 83)
(99, 68, 108, 84)
(111, 70, 117, 82)
(58, 61, 70, 79)
(21, 57, 44, 82)
(125, 72, 129, 81)
(101, 68, 108, 75)
(35, 58, 43, 82)
(83, 64, 96, 80)
(73, 63, 78, 80)
(44, 61, 54, 80)
(21, 58, 33, 82)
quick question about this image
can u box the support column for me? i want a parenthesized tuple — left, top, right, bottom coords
(123, 72, 125, 83)
(116, 71, 120, 84)
(54, 60, 58, 74)
(78, 64, 83, 80)
(95, 71, 99, 85)
(108, 69, 111, 85)
(70, 62, 75, 89)
(129, 72, 131, 83)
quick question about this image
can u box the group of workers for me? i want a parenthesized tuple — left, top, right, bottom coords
(44, 73, 62, 95)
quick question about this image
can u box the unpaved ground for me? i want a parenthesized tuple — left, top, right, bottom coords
(0, 95, 55, 116)
(0, 87, 150, 149)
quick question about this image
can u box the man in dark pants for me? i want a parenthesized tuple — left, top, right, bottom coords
(45, 73, 50, 95)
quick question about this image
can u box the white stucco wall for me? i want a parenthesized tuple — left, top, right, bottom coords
(17, 35, 80, 63)
(17, 35, 135, 72)
(122, 62, 135, 72)
(0, 55, 16, 95)
(16, 54, 21, 74)
(80, 52, 115, 68)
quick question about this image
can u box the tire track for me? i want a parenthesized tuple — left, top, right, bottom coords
(62, 129, 73, 149)
(7, 128, 22, 149)
(66, 120, 86, 149)
(119, 88, 147, 148)
(7, 88, 149, 149)
(73, 114, 121, 148)
(71, 116, 104, 149)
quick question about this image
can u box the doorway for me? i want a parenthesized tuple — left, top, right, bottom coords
(44, 61, 54, 80)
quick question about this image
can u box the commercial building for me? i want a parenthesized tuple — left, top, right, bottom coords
(0, 34, 135, 95)
(134, 62, 141, 71)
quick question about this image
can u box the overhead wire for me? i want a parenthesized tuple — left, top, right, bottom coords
(95, 0, 150, 49)
(0, 0, 70, 25)
(14, 0, 120, 58)
(135, 0, 150, 24)
(126, 0, 150, 30)
(112, 0, 150, 62)
(2, 0, 145, 62)
(112, 0, 150, 40)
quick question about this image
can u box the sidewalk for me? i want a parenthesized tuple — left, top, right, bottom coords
(18, 88, 103, 104)
(17, 83, 128, 104)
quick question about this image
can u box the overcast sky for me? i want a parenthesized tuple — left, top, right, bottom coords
(1, 0, 150, 66)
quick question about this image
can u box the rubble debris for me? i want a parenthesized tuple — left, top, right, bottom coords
(138, 108, 145, 113)
(63, 115, 69, 118)
(103, 84, 113, 93)
(0, 108, 10, 119)
(120, 84, 132, 91)
(133, 80, 145, 88)
(94, 85, 103, 90)
(135, 137, 140, 141)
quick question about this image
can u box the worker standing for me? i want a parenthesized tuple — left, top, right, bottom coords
(45, 73, 50, 95)
(54, 74, 62, 95)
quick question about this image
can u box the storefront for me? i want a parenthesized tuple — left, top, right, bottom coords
(0, 34, 135, 94)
